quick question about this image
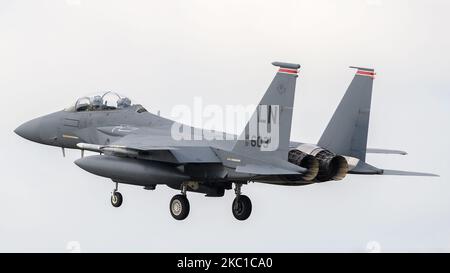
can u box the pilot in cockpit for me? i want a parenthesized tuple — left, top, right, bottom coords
(66, 92, 140, 112)
(91, 95, 104, 110)
(117, 97, 131, 109)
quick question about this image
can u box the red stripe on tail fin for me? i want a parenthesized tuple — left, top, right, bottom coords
(356, 70, 376, 78)
(278, 68, 298, 75)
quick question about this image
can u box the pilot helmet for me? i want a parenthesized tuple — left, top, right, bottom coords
(91, 95, 103, 108)
(117, 97, 131, 108)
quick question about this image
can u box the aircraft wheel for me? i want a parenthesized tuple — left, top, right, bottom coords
(111, 191, 123, 207)
(170, 194, 190, 220)
(232, 195, 252, 221)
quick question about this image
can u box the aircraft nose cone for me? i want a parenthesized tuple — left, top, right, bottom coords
(14, 118, 42, 143)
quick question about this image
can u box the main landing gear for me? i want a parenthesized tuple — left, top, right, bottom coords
(232, 183, 252, 221)
(111, 182, 123, 208)
(111, 182, 253, 220)
(170, 184, 190, 220)
(167, 182, 252, 221)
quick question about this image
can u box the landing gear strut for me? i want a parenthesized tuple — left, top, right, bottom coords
(232, 183, 252, 221)
(111, 182, 123, 208)
(170, 184, 190, 220)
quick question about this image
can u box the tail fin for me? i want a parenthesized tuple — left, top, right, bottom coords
(318, 66, 375, 161)
(232, 62, 300, 160)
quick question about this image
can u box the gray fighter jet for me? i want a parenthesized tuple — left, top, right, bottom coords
(15, 62, 437, 221)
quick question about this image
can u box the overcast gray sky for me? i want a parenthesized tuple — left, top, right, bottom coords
(1, 0, 449, 252)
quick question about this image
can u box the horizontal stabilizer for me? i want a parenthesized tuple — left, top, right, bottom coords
(349, 161, 439, 177)
(348, 161, 383, 174)
(235, 164, 305, 175)
(381, 169, 439, 177)
(366, 148, 407, 155)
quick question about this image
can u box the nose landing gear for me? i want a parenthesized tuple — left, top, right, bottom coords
(111, 182, 123, 208)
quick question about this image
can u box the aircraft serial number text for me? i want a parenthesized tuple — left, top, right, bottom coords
(177, 257, 272, 271)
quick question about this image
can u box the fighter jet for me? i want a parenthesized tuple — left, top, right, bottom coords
(15, 62, 437, 221)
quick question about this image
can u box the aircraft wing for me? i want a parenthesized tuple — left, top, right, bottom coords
(77, 141, 308, 176)
(77, 136, 222, 164)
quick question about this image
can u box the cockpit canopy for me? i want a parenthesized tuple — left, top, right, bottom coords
(65, 92, 142, 112)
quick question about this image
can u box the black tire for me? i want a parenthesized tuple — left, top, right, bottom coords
(111, 191, 123, 207)
(232, 195, 252, 221)
(170, 194, 190, 220)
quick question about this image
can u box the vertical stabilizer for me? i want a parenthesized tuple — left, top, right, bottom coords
(232, 62, 300, 160)
(318, 67, 375, 161)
